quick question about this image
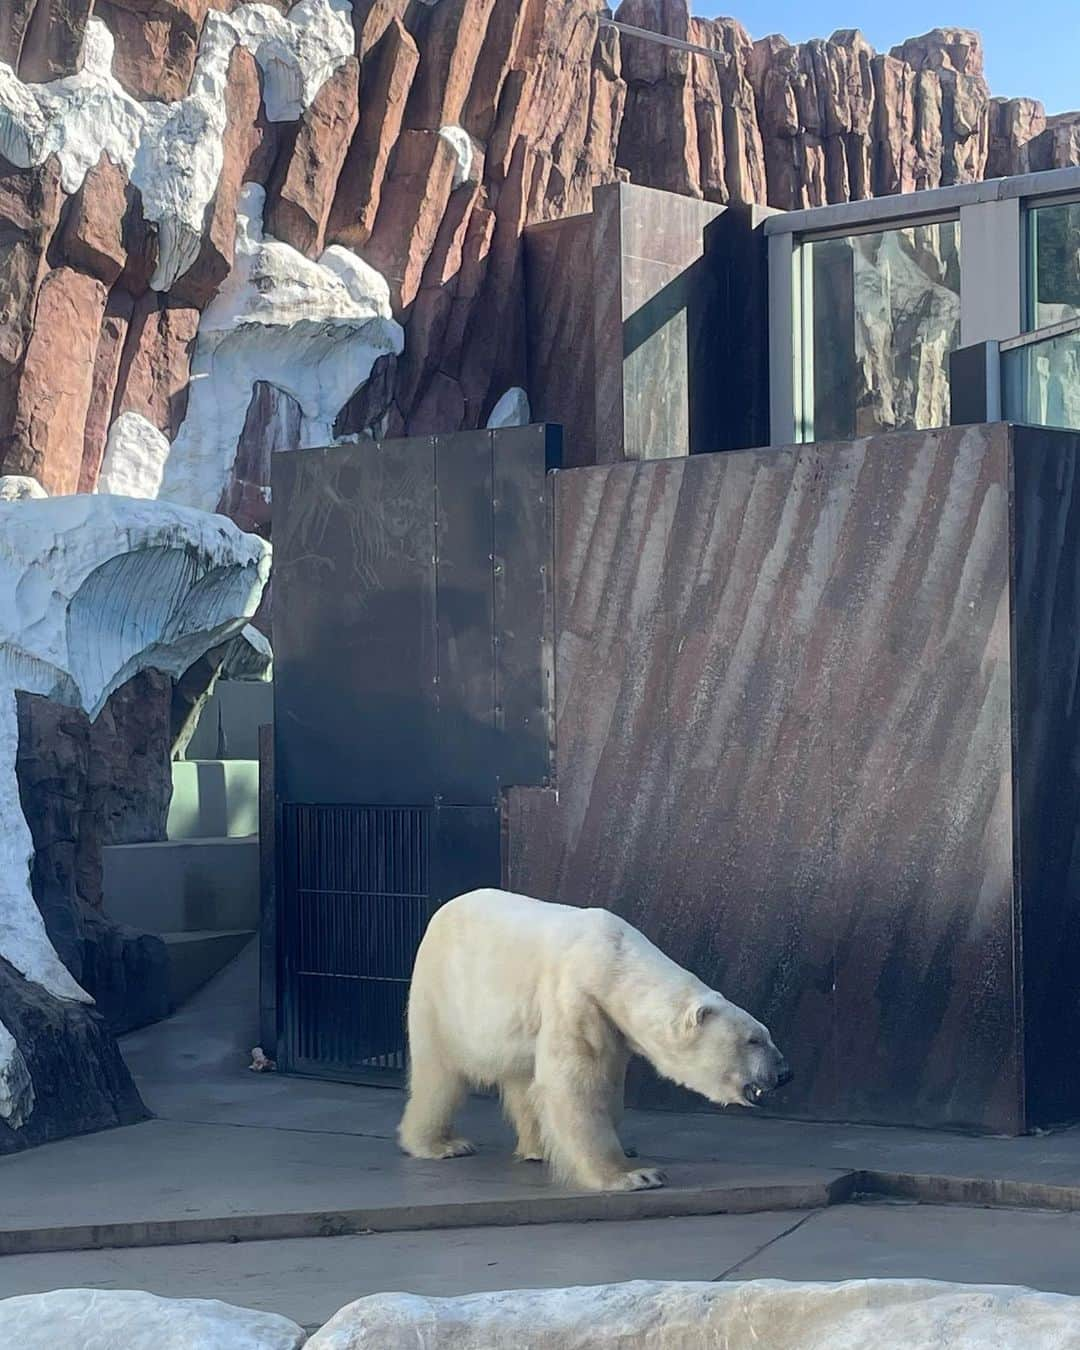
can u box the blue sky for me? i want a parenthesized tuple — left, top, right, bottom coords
(697, 2, 1079, 114)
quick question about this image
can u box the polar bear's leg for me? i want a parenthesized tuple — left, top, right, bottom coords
(398, 1050, 476, 1159)
(535, 1037, 665, 1192)
(398, 994, 476, 1160)
(502, 1078, 544, 1162)
(607, 1053, 638, 1158)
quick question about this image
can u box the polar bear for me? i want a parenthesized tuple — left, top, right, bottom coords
(398, 889, 791, 1192)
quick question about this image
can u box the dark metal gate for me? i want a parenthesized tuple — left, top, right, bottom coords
(270, 427, 558, 1081)
(279, 805, 429, 1077)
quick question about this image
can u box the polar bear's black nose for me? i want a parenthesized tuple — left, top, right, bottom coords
(776, 1064, 794, 1088)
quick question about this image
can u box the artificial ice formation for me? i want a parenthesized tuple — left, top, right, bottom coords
(0, 477, 46, 501)
(486, 387, 531, 429)
(0, 1288, 305, 1350)
(306, 1278, 1080, 1348)
(98, 412, 171, 498)
(156, 184, 403, 514)
(0, 494, 270, 1126)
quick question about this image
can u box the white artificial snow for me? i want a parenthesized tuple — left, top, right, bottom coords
(0, 1289, 304, 1350)
(0, 1, 355, 289)
(155, 184, 403, 514)
(486, 387, 531, 428)
(0, 981, 33, 1129)
(307, 1279, 1080, 1349)
(0, 495, 269, 1122)
(438, 124, 476, 188)
(97, 412, 171, 499)
(0, 477, 46, 501)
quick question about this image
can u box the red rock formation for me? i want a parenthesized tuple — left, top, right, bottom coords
(80, 293, 134, 493)
(59, 154, 128, 287)
(363, 129, 459, 310)
(0, 0, 1078, 511)
(8, 268, 108, 495)
(0, 157, 64, 447)
(94, 0, 209, 101)
(217, 381, 301, 535)
(327, 17, 419, 251)
(111, 294, 200, 438)
(266, 56, 360, 256)
(172, 44, 264, 306)
(616, 0, 700, 198)
(7, 0, 93, 82)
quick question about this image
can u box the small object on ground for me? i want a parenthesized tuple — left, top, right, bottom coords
(249, 1046, 276, 1072)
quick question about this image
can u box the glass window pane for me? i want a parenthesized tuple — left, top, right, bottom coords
(798, 221, 961, 442)
(1030, 201, 1080, 328)
(1003, 328, 1080, 432)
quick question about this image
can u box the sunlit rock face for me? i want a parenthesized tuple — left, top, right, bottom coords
(1, 3, 1079, 509)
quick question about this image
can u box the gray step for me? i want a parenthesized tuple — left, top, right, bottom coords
(163, 930, 255, 1008)
(103, 836, 259, 934)
(184, 682, 273, 761)
(168, 760, 259, 840)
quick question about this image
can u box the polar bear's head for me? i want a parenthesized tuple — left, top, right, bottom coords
(671, 994, 791, 1109)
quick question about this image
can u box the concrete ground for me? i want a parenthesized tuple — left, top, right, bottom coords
(4, 943, 1080, 1329)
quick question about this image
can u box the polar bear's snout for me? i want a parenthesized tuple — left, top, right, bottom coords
(669, 995, 792, 1109)
(744, 1055, 793, 1106)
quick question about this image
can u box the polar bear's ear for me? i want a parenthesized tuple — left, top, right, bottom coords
(683, 997, 721, 1035)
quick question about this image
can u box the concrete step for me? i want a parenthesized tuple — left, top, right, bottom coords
(102, 836, 259, 934)
(168, 760, 259, 840)
(163, 930, 255, 1008)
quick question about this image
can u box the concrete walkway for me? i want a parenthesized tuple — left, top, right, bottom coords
(5, 1203, 1080, 1331)
(4, 943, 1080, 1328)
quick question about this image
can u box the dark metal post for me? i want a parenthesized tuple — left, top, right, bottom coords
(950, 340, 1002, 425)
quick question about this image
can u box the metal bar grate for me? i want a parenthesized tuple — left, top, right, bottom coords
(279, 804, 430, 1078)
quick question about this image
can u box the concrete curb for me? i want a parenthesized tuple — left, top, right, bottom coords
(6, 1168, 1080, 1258)
(0, 1174, 854, 1257)
(858, 1170, 1080, 1213)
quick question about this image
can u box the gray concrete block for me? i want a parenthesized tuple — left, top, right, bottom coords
(103, 837, 259, 934)
(167, 761, 260, 840)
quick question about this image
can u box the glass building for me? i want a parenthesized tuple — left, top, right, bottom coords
(765, 167, 1080, 445)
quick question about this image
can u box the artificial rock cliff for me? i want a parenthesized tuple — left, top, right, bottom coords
(0, 0, 1078, 524)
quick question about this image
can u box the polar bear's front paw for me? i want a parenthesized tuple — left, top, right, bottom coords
(615, 1166, 666, 1191)
(434, 1137, 477, 1158)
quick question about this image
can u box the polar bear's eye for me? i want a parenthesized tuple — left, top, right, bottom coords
(747, 1036, 763, 1047)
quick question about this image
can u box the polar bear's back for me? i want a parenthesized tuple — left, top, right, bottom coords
(416, 887, 621, 986)
(407, 889, 626, 1082)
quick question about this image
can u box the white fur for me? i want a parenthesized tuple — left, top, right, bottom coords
(398, 889, 788, 1192)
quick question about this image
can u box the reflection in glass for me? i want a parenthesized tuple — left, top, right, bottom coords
(798, 221, 961, 443)
(1030, 201, 1080, 329)
(1003, 325, 1080, 433)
